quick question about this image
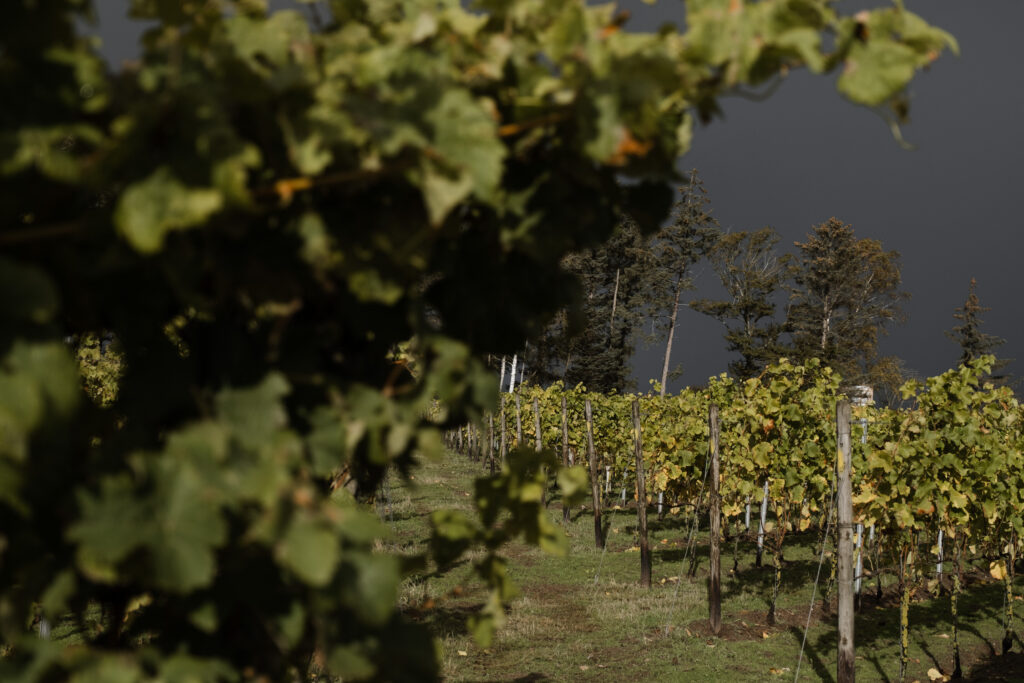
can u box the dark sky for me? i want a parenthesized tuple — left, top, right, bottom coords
(86, 1, 1024, 391)
(623, 0, 1024, 390)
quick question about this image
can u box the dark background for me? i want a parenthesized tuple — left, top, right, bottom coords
(86, 1, 1024, 391)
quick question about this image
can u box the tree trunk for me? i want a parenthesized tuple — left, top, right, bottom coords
(821, 303, 831, 353)
(660, 279, 682, 397)
(609, 267, 620, 337)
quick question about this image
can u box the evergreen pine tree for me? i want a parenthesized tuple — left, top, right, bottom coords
(643, 170, 720, 395)
(785, 217, 906, 386)
(691, 227, 787, 379)
(522, 220, 648, 392)
(946, 278, 1009, 378)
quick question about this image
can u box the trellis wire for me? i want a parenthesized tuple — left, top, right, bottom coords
(794, 489, 838, 682)
(662, 450, 713, 635)
(593, 470, 630, 586)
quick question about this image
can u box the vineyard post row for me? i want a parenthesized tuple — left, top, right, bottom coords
(708, 403, 721, 636)
(443, 357, 1024, 683)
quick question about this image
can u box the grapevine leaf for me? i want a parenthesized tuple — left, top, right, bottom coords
(115, 167, 224, 254)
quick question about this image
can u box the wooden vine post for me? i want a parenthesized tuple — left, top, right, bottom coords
(514, 392, 523, 447)
(584, 398, 603, 549)
(561, 395, 570, 524)
(473, 423, 480, 462)
(487, 414, 495, 474)
(836, 399, 855, 682)
(499, 398, 507, 466)
(533, 397, 545, 506)
(708, 403, 721, 635)
(632, 398, 651, 588)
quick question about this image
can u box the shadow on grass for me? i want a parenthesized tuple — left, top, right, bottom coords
(795, 578, 1011, 681)
(843, 581, 1003, 653)
(965, 648, 1024, 681)
(788, 625, 836, 683)
(406, 602, 482, 638)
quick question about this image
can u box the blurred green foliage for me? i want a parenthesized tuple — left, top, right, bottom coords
(0, 0, 955, 680)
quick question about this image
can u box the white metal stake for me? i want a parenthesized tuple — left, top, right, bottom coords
(745, 498, 752, 530)
(937, 529, 944, 578)
(605, 465, 611, 494)
(658, 491, 664, 515)
(508, 354, 517, 393)
(855, 523, 864, 595)
(856, 415, 869, 595)
(757, 482, 769, 555)
(499, 356, 506, 393)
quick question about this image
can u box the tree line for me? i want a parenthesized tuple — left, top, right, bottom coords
(515, 171, 1009, 399)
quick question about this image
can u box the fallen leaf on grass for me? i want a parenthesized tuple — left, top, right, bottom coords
(457, 651, 467, 657)
(625, 546, 640, 553)
(769, 667, 791, 675)
(927, 668, 949, 682)
(762, 631, 771, 639)
(661, 538, 669, 544)
(937, 633, 950, 639)
(579, 665, 590, 671)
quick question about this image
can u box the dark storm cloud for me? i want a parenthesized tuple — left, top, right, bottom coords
(85, 1, 1024, 390)
(624, 1, 1024, 390)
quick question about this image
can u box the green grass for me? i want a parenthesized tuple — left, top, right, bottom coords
(386, 454, 1024, 682)
(38, 454, 1024, 681)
